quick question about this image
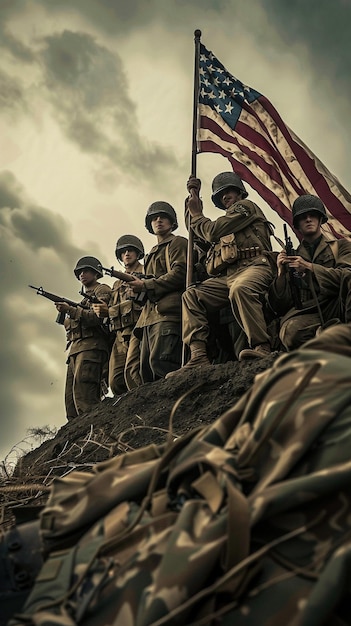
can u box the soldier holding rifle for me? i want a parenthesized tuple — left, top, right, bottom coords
(126, 202, 187, 383)
(268, 195, 351, 350)
(93, 235, 145, 395)
(55, 256, 111, 420)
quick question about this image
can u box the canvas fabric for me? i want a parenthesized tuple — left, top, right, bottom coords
(10, 325, 351, 626)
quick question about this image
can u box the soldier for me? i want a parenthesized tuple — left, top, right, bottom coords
(168, 172, 275, 375)
(268, 194, 351, 350)
(92, 235, 145, 395)
(127, 202, 187, 383)
(56, 256, 111, 420)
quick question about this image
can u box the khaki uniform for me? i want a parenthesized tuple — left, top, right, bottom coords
(183, 199, 274, 349)
(269, 235, 351, 350)
(133, 233, 187, 382)
(107, 261, 144, 395)
(64, 283, 111, 419)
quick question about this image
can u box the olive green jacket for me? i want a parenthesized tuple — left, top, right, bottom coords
(135, 233, 187, 328)
(64, 282, 112, 355)
(269, 235, 351, 321)
(190, 199, 273, 253)
(108, 261, 144, 336)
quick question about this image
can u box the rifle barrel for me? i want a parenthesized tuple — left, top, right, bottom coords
(101, 267, 135, 282)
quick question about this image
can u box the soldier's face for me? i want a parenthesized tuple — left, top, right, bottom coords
(297, 212, 321, 238)
(219, 186, 241, 209)
(151, 214, 173, 236)
(121, 249, 138, 266)
(79, 268, 97, 287)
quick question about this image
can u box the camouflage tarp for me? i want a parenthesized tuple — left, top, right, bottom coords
(9, 324, 351, 626)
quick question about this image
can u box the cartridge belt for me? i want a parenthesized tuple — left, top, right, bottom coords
(237, 246, 261, 260)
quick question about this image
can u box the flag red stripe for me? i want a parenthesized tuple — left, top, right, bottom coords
(200, 114, 303, 193)
(256, 97, 351, 227)
(198, 42, 351, 238)
(200, 139, 293, 222)
(200, 139, 345, 239)
(200, 110, 351, 232)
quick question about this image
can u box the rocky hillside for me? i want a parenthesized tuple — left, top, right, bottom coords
(11, 356, 276, 490)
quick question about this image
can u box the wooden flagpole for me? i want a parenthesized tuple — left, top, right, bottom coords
(186, 28, 202, 290)
(182, 29, 201, 366)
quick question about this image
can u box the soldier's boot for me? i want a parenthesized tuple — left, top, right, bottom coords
(166, 341, 211, 378)
(238, 342, 271, 361)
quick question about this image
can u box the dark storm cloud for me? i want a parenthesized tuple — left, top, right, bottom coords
(262, 0, 351, 104)
(37, 0, 229, 35)
(38, 30, 178, 182)
(262, 0, 351, 69)
(0, 69, 26, 114)
(0, 171, 80, 267)
(0, 0, 36, 62)
(0, 171, 25, 209)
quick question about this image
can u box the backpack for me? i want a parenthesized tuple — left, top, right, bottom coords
(9, 327, 351, 626)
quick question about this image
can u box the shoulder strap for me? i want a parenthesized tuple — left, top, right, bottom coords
(165, 242, 172, 273)
(329, 240, 338, 262)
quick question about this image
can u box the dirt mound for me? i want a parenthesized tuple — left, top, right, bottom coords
(15, 356, 277, 483)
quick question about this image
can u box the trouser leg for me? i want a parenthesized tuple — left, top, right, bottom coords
(140, 322, 182, 383)
(125, 333, 142, 390)
(279, 312, 321, 351)
(65, 358, 78, 420)
(182, 275, 229, 346)
(72, 350, 107, 414)
(109, 334, 128, 396)
(228, 264, 273, 347)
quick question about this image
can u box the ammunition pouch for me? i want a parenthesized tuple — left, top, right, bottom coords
(237, 245, 261, 260)
(205, 233, 238, 276)
(110, 300, 141, 331)
(65, 318, 95, 342)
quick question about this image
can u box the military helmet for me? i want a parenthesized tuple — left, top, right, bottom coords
(74, 256, 103, 279)
(211, 171, 248, 209)
(145, 201, 178, 234)
(115, 235, 144, 261)
(292, 194, 328, 228)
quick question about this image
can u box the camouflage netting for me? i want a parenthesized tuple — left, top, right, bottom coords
(4, 325, 351, 626)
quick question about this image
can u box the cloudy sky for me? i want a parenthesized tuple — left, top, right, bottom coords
(1, 0, 350, 463)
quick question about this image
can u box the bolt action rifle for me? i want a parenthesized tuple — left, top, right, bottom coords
(102, 266, 154, 305)
(283, 225, 303, 310)
(28, 285, 90, 324)
(78, 289, 106, 306)
(78, 288, 112, 336)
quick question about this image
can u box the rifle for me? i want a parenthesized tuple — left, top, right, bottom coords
(79, 289, 105, 305)
(28, 285, 89, 325)
(102, 267, 154, 304)
(283, 225, 303, 310)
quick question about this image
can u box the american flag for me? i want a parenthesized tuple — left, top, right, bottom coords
(198, 43, 351, 239)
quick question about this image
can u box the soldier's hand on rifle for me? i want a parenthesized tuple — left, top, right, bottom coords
(285, 255, 313, 275)
(55, 302, 70, 313)
(277, 251, 288, 276)
(126, 277, 145, 294)
(92, 303, 109, 318)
